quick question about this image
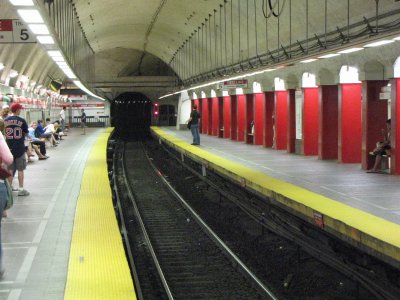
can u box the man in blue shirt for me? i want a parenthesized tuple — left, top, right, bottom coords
(4, 103, 29, 196)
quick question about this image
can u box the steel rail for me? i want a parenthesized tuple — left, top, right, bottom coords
(142, 144, 279, 300)
(120, 143, 175, 300)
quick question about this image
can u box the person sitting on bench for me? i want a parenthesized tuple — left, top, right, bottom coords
(367, 119, 391, 173)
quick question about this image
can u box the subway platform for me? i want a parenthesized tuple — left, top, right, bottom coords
(0, 128, 134, 300)
(152, 126, 400, 269)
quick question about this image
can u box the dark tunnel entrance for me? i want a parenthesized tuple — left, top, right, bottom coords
(111, 92, 152, 140)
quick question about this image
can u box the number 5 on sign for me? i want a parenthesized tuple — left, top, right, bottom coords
(13, 20, 35, 43)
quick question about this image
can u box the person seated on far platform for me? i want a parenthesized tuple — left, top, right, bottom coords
(367, 119, 391, 173)
(28, 122, 48, 159)
(35, 120, 57, 147)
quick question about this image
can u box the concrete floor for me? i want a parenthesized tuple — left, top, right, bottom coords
(163, 127, 400, 225)
(0, 128, 103, 300)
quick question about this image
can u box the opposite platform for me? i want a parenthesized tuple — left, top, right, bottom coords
(151, 126, 400, 268)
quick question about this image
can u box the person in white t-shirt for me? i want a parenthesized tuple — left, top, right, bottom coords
(59, 107, 66, 132)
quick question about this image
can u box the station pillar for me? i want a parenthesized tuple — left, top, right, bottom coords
(318, 85, 338, 160)
(223, 96, 231, 139)
(302, 88, 319, 155)
(230, 95, 238, 140)
(338, 84, 362, 163)
(237, 94, 246, 142)
(207, 97, 213, 135)
(275, 91, 288, 150)
(362, 80, 389, 170)
(254, 93, 264, 145)
(212, 97, 219, 136)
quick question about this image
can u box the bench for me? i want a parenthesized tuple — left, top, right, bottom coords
(369, 152, 391, 172)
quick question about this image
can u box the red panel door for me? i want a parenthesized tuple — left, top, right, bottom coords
(231, 95, 237, 140)
(319, 85, 338, 160)
(223, 96, 231, 139)
(339, 84, 362, 163)
(237, 94, 245, 142)
(212, 97, 219, 136)
(303, 88, 319, 155)
(275, 91, 288, 150)
(201, 98, 209, 134)
(254, 93, 264, 145)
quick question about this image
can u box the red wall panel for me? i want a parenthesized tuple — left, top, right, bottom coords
(303, 88, 319, 155)
(230, 95, 238, 140)
(208, 98, 213, 135)
(319, 85, 338, 160)
(264, 92, 275, 147)
(275, 91, 288, 150)
(339, 84, 362, 163)
(201, 98, 209, 134)
(223, 96, 231, 139)
(212, 97, 219, 136)
(254, 93, 264, 145)
(237, 94, 245, 142)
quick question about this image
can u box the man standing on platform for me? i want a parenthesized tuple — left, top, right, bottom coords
(81, 109, 86, 135)
(59, 106, 66, 133)
(4, 103, 29, 196)
(188, 104, 200, 145)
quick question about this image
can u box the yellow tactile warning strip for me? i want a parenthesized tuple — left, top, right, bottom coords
(151, 127, 400, 264)
(64, 128, 136, 300)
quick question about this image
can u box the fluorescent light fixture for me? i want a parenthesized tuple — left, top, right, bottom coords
(0, 63, 4, 71)
(337, 47, 363, 54)
(51, 56, 65, 62)
(62, 69, 76, 79)
(300, 58, 318, 63)
(9, 0, 34, 5)
(28, 24, 49, 34)
(48, 50, 62, 57)
(364, 40, 394, 47)
(17, 9, 44, 23)
(56, 62, 69, 67)
(318, 53, 340, 59)
(37, 36, 54, 44)
(393, 36, 400, 41)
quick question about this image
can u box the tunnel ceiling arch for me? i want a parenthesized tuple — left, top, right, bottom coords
(2, 1, 400, 101)
(74, 0, 400, 78)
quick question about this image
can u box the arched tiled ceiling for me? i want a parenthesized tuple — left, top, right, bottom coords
(73, 0, 400, 79)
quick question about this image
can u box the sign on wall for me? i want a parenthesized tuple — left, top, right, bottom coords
(0, 19, 36, 43)
(216, 79, 248, 90)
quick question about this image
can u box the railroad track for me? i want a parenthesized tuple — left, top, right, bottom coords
(147, 138, 400, 300)
(112, 141, 277, 299)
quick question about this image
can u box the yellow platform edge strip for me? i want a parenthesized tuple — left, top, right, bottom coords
(64, 129, 136, 300)
(151, 127, 400, 257)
